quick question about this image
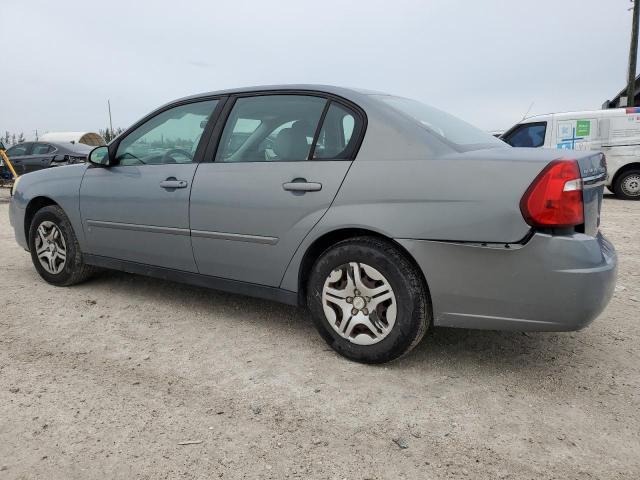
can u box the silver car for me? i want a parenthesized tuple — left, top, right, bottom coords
(9, 85, 617, 363)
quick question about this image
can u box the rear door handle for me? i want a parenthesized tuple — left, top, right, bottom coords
(160, 178, 188, 189)
(283, 180, 322, 192)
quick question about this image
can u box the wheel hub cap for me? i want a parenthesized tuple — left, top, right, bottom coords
(622, 174, 640, 196)
(321, 262, 397, 346)
(352, 296, 366, 310)
(35, 221, 67, 275)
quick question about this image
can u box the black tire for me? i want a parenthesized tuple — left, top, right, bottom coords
(307, 237, 431, 364)
(28, 205, 95, 286)
(612, 169, 640, 200)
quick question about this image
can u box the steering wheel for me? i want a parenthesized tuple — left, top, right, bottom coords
(161, 148, 193, 164)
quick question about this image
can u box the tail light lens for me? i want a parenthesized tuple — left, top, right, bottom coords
(520, 160, 584, 228)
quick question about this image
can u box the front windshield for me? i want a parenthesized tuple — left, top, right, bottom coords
(375, 95, 505, 149)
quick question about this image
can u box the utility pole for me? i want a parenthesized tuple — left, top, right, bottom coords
(627, 0, 640, 107)
(108, 99, 114, 140)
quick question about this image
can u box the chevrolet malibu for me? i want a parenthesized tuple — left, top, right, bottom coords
(9, 85, 617, 363)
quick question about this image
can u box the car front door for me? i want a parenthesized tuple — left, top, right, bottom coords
(190, 93, 364, 287)
(6, 143, 32, 175)
(80, 98, 221, 271)
(502, 122, 547, 148)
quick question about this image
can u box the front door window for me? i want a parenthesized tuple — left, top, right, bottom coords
(116, 100, 218, 166)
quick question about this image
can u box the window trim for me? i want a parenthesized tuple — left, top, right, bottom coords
(106, 95, 228, 167)
(501, 121, 547, 148)
(202, 89, 368, 164)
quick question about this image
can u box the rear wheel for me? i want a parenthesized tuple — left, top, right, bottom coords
(613, 169, 640, 200)
(307, 237, 430, 364)
(28, 205, 95, 286)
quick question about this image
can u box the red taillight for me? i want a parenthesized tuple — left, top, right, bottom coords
(520, 160, 584, 228)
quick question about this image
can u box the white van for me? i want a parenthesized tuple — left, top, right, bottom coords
(501, 108, 640, 199)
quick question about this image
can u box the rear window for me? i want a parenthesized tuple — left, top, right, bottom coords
(375, 95, 505, 149)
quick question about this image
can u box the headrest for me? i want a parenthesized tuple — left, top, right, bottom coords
(274, 126, 309, 160)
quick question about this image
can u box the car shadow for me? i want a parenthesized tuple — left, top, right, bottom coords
(86, 269, 588, 375)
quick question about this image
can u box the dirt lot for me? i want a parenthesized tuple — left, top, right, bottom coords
(0, 188, 638, 480)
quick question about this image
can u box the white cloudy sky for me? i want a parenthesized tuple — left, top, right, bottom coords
(0, 0, 636, 138)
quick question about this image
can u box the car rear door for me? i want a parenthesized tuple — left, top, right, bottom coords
(80, 98, 221, 271)
(24, 143, 56, 172)
(190, 93, 364, 287)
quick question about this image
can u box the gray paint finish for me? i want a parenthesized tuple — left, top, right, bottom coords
(80, 163, 199, 272)
(9, 85, 617, 333)
(397, 233, 616, 330)
(190, 160, 351, 286)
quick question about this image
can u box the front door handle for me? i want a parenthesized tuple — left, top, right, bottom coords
(160, 178, 188, 189)
(283, 180, 322, 192)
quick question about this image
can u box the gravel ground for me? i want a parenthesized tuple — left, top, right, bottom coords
(0, 188, 638, 479)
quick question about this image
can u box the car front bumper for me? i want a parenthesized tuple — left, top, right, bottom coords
(9, 197, 28, 250)
(397, 232, 617, 331)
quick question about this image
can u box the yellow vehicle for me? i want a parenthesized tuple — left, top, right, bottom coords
(0, 140, 19, 188)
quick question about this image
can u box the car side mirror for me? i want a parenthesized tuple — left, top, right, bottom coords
(88, 146, 112, 167)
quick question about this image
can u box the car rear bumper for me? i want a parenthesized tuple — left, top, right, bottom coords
(397, 232, 617, 331)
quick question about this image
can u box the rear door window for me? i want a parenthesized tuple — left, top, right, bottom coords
(502, 123, 547, 148)
(216, 95, 326, 162)
(32, 143, 55, 155)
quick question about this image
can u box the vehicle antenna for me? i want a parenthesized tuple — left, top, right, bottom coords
(108, 100, 114, 139)
(521, 101, 535, 121)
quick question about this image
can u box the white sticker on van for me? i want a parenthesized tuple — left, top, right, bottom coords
(557, 120, 592, 150)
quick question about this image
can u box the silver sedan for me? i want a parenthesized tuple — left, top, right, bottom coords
(9, 85, 617, 363)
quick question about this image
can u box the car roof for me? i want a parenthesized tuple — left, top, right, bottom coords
(47, 141, 94, 152)
(521, 107, 632, 123)
(170, 84, 389, 105)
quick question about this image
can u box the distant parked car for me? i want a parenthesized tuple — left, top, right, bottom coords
(9, 85, 617, 363)
(5, 141, 92, 175)
(501, 108, 640, 200)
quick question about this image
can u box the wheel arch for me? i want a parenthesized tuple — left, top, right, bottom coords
(296, 227, 430, 306)
(24, 196, 60, 243)
(611, 161, 640, 187)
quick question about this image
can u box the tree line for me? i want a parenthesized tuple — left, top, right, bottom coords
(2, 132, 26, 146)
(98, 127, 125, 143)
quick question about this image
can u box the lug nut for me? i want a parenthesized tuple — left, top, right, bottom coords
(362, 308, 369, 315)
(354, 289, 360, 296)
(351, 308, 358, 315)
(346, 297, 353, 303)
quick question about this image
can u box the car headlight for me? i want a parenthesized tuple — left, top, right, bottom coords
(10, 175, 21, 197)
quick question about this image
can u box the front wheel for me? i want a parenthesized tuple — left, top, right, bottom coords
(307, 237, 431, 364)
(28, 205, 95, 286)
(613, 169, 640, 200)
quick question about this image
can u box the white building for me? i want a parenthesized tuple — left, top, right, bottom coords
(39, 132, 106, 147)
